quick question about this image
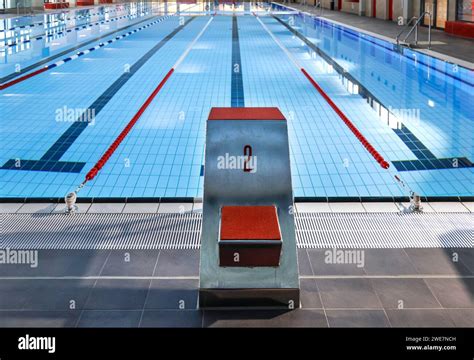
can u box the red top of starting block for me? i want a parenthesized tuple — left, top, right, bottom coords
(208, 107, 286, 121)
(220, 206, 281, 241)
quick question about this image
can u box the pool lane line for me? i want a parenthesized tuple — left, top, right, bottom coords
(231, 15, 244, 107)
(83, 16, 215, 186)
(0, 9, 120, 33)
(1, 17, 197, 174)
(0, 2, 163, 34)
(0, 13, 169, 85)
(0, 4, 137, 32)
(2, 10, 152, 48)
(301, 67, 390, 169)
(254, 14, 390, 170)
(0, 14, 175, 91)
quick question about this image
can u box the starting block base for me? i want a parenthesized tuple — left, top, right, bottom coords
(199, 288, 300, 309)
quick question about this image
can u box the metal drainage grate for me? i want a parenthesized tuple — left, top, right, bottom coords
(1, 213, 201, 250)
(1, 212, 472, 249)
(295, 212, 472, 248)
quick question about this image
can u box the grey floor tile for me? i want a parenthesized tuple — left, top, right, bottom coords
(16, 203, 57, 213)
(329, 203, 366, 213)
(27, 280, 94, 311)
(154, 250, 199, 276)
(296, 202, 331, 212)
(386, 309, 455, 327)
(140, 310, 202, 327)
(461, 202, 474, 212)
(192, 202, 202, 213)
(0, 279, 93, 310)
(316, 279, 382, 309)
(0, 203, 24, 213)
(446, 309, 474, 327)
(84, 279, 150, 310)
(203, 309, 327, 328)
(281, 310, 329, 327)
(372, 279, 441, 309)
(53, 203, 91, 214)
(362, 202, 399, 212)
(157, 203, 193, 213)
(87, 203, 125, 213)
(77, 310, 142, 327)
(300, 279, 322, 309)
(0, 250, 110, 276)
(145, 279, 198, 310)
(0, 311, 80, 327)
(396, 202, 436, 213)
(100, 250, 159, 276)
(122, 203, 159, 213)
(326, 310, 390, 327)
(307, 249, 366, 275)
(0, 281, 31, 310)
(405, 248, 471, 275)
(297, 248, 313, 276)
(363, 249, 418, 275)
(427, 202, 470, 213)
(455, 248, 474, 274)
(424, 278, 474, 309)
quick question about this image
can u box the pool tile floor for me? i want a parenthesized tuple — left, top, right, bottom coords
(0, 247, 472, 327)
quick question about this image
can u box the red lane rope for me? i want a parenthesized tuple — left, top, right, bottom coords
(301, 68, 390, 169)
(0, 67, 49, 91)
(85, 68, 174, 182)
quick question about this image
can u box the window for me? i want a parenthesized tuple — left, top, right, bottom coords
(457, 0, 474, 22)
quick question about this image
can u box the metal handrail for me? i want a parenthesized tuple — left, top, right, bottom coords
(396, 16, 417, 44)
(397, 11, 432, 49)
(315, 1, 323, 16)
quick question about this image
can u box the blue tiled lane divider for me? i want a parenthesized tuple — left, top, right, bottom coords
(231, 15, 244, 107)
(391, 125, 473, 171)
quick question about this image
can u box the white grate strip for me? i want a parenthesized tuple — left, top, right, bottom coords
(1, 212, 472, 249)
(295, 212, 473, 248)
(1, 213, 202, 250)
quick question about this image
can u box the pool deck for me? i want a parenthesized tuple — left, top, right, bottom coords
(1, 200, 473, 214)
(275, 2, 474, 67)
(0, 201, 472, 327)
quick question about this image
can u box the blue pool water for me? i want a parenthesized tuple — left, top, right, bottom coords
(1, 2, 473, 199)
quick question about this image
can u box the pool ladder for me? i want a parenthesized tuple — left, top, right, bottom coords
(299, 0, 323, 16)
(315, 1, 323, 16)
(396, 12, 432, 50)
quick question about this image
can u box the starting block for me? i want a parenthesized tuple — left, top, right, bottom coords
(199, 107, 300, 308)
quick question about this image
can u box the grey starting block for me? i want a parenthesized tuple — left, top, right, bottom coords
(199, 107, 300, 309)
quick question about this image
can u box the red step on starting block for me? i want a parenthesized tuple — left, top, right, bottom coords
(219, 205, 282, 267)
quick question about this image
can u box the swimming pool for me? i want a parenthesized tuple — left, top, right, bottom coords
(1, 2, 473, 200)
